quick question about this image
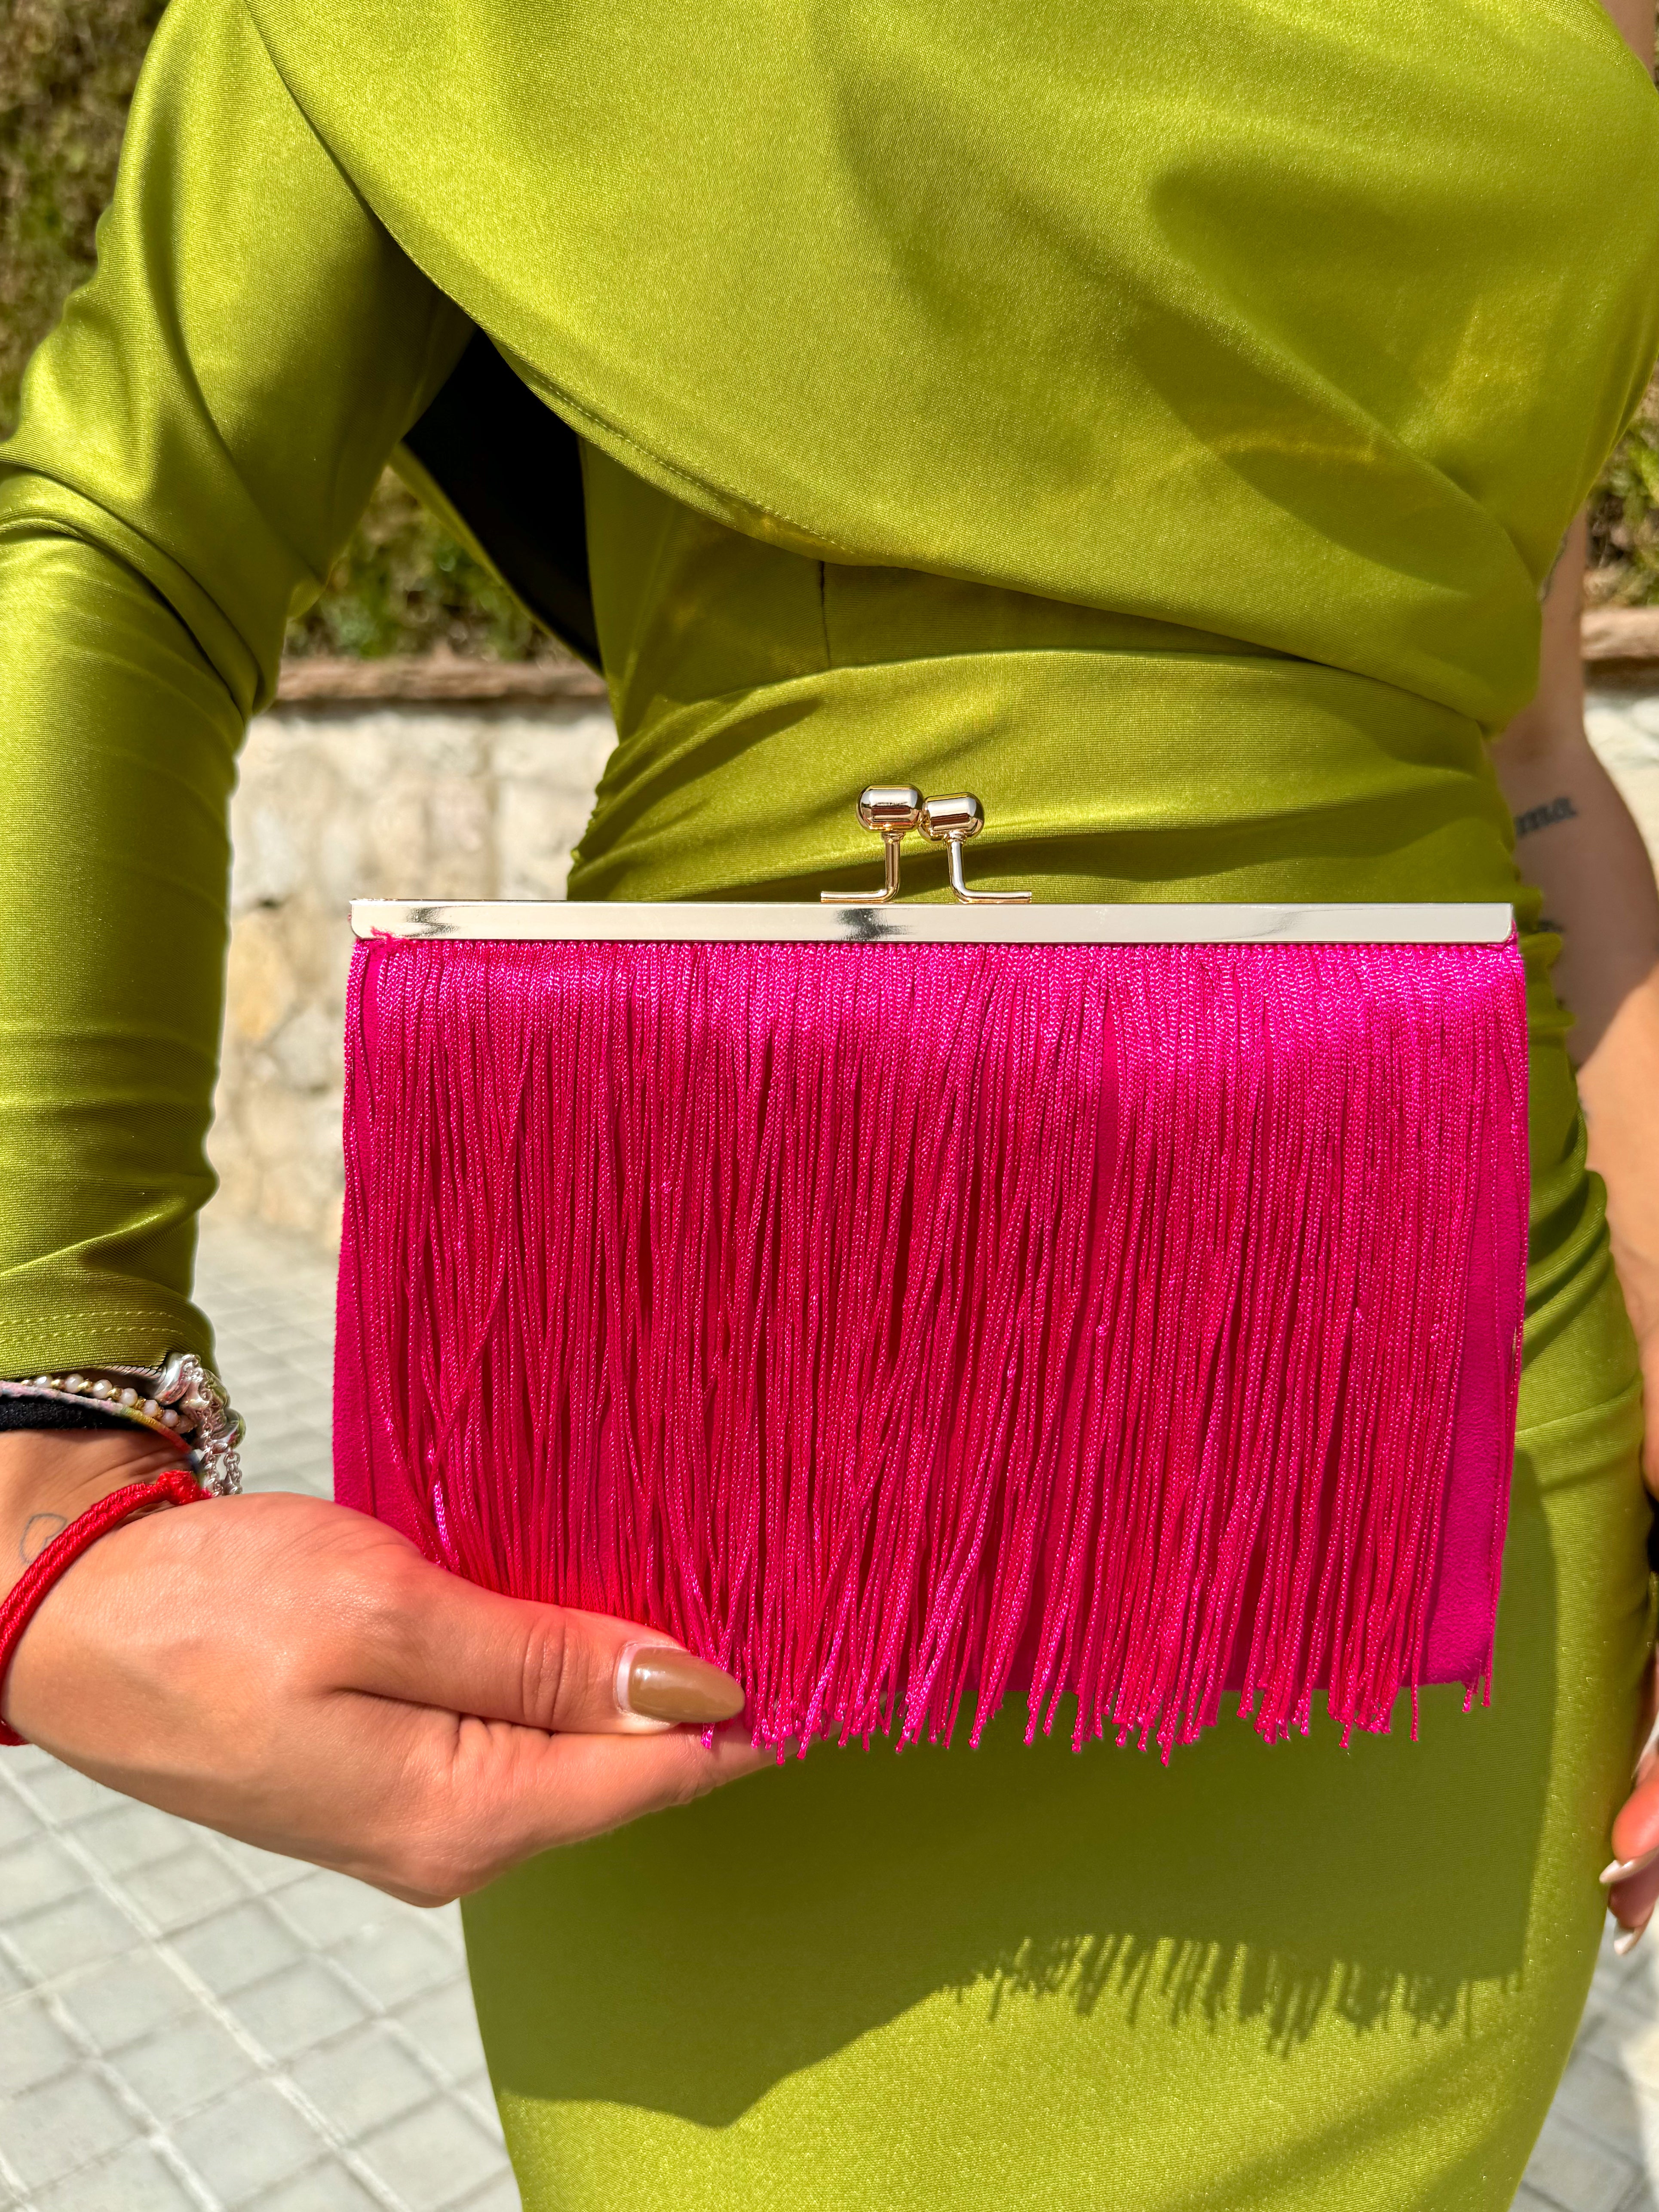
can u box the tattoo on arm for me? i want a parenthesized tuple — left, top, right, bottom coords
(19, 1513, 68, 1567)
(1515, 794, 1579, 839)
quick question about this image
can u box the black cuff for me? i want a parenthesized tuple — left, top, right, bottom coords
(0, 1399, 137, 1435)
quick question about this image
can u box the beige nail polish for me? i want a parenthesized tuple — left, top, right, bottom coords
(617, 1642, 746, 1727)
(1615, 1914, 1652, 1958)
(1601, 1842, 1659, 1886)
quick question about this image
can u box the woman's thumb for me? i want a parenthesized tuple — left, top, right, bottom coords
(342, 1553, 746, 1734)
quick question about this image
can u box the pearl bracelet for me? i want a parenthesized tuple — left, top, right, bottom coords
(0, 1353, 243, 1495)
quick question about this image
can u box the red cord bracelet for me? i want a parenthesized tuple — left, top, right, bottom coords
(0, 1468, 207, 1747)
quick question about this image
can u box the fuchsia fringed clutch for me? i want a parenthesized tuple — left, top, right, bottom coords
(335, 788, 1529, 1757)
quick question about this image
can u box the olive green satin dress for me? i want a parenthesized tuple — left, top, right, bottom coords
(3, 0, 1659, 2203)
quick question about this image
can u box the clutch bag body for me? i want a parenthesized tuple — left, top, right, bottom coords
(335, 828, 1526, 1757)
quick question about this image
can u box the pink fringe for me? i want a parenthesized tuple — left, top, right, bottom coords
(337, 936, 1528, 1756)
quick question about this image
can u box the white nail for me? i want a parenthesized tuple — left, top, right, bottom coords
(1616, 1919, 1650, 1958)
(612, 1641, 675, 1734)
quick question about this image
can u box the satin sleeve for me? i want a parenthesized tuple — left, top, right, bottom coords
(0, 0, 472, 1375)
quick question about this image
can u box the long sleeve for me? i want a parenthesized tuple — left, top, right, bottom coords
(0, 0, 472, 1374)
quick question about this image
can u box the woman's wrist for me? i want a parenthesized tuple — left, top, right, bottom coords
(0, 1428, 189, 1605)
(0, 1355, 244, 1494)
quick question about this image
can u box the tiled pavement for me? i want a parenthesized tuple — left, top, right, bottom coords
(5, 1183, 1656, 2212)
(0, 1216, 517, 2212)
(1520, 1934, 1659, 2212)
(12, 1233, 1658, 2212)
(8, 698, 1659, 2210)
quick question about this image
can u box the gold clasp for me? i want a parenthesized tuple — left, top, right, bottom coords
(820, 786, 924, 905)
(918, 793, 1032, 905)
(820, 785, 1032, 906)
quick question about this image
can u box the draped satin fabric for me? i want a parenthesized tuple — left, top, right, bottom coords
(1, 0, 1658, 2203)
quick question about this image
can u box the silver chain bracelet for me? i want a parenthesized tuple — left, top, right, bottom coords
(0, 1353, 244, 1495)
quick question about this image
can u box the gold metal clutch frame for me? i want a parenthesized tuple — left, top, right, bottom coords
(351, 902, 1514, 945)
(351, 785, 1514, 945)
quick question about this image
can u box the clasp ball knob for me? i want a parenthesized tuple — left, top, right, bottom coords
(918, 793, 984, 843)
(857, 785, 924, 834)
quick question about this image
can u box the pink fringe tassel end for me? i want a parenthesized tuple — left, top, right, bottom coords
(335, 936, 1529, 1757)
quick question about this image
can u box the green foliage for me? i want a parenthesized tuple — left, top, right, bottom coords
(282, 471, 551, 660)
(1587, 384, 1659, 608)
(1, 0, 543, 658)
(0, 0, 165, 439)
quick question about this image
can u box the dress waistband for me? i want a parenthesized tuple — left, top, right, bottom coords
(570, 645, 1513, 910)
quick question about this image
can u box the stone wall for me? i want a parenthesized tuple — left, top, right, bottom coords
(210, 690, 615, 1247)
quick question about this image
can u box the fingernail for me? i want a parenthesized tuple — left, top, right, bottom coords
(1601, 1844, 1659, 1885)
(1615, 1914, 1653, 1957)
(617, 1642, 746, 1727)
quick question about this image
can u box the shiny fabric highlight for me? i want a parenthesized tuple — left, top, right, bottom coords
(336, 934, 1528, 1755)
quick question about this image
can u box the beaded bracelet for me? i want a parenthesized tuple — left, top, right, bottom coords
(0, 1354, 243, 1496)
(0, 1467, 208, 1746)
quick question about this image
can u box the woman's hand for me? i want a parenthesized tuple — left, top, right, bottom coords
(1605, 1649, 1659, 1951)
(0, 1427, 769, 1905)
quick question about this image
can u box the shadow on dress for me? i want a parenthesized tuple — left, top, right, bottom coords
(462, 1446, 1579, 2130)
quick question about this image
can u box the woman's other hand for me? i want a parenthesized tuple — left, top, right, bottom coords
(1603, 1650, 1659, 1952)
(0, 1427, 768, 1905)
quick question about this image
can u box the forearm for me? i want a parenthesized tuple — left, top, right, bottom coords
(0, 1428, 185, 1608)
(0, 0, 470, 1379)
(1493, 516, 1659, 1346)
(0, 525, 238, 1373)
(1509, 756, 1659, 1338)
(1582, 974, 1659, 1344)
